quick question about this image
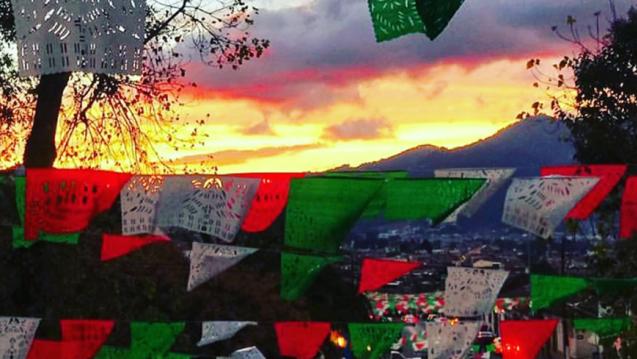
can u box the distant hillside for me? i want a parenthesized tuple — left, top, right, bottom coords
(349, 117, 578, 231)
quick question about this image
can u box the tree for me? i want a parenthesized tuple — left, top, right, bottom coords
(0, 0, 270, 171)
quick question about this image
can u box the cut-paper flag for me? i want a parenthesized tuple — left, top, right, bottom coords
(368, 0, 425, 42)
(120, 176, 164, 236)
(11, 0, 146, 76)
(444, 267, 509, 317)
(434, 168, 516, 223)
(187, 242, 258, 291)
(156, 176, 259, 242)
(348, 323, 404, 359)
(531, 274, 589, 312)
(281, 252, 342, 301)
(621, 177, 637, 239)
(275, 322, 331, 359)
(415, 0, 466, 40)
(502, 177, 599, 239)
(426, 321, 480, 359)
(365, 292, 445, 319)
(225, 346, 266, 359)
(589, 277, 637, 296)
(95, 322, 185, 358)
(235, 173, 306, 233)
(574, 317, 633, 338)
(0, 317, 40, 359)
(284, 177, 383, 253)
(383, 179, 485, 223)
(541, 164, 626, 219)
(197, 321, 257, 347)
(100, 234, 170, 261)
(28, 319, 114, 359)
(24, 169, 131, 240)
(358, 258, 421, 293)
(500, 320, 558, 359)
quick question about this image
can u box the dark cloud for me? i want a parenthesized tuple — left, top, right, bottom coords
(172, 143, 323, 166)
(323, 117, 394, 141)
(185, 0, 635, 110)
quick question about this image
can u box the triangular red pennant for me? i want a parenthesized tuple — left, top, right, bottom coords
(500, 320, 558, 359)
(234, 173, 306, 233)
(28, 320, 115, 359)
(101, 234, 170, 261)
(25, 169, 131, 240)
(358, 258, 421, 293)
(621, 177, 637, 239)
(275, 322, 331, 359)
(541, 164, 626, 219)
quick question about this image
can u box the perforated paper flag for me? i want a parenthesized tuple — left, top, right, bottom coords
(383, 179, 486, 223)
(502, 177, 599, 239)
(275, 322, 331, 359)
(621, 177, 637, 239)
(187, 242, 258, 291)
(120, 176, 164, 236)
(11, 0, 146, 76)
(541, 165, 626, 219)
(444, 267, 509, 317)
(95, 322, 185, 358)
(574, 318, 633, 338)
(0, 317, 40, 359)
(156, 176, 259, 242)
(348, 323, 404, 359)
(500, 320, 558, 359)
(197, 321, 257, 347)
(426, 321, 479, 359)
(226, 346, 266, 359)
(281, 252, 342, 301)
(100, 233, 169, 261)
(434, 168, 516, 222)
(531, 275, 589, 312)
(28, 320, 114, 359)
(284, 177, 383, 253)
(358, 258, 421, 293)
(234, 173, 306, 232)
(415, 0, 466, 40)
(368, 0, 425, 42)
(24, 169, 131, 240)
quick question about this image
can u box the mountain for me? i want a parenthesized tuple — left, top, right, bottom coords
(349, 117, 578, 232)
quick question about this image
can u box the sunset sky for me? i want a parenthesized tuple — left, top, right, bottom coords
(156, 0, 633, 173)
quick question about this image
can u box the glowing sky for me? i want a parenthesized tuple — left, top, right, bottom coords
(160, 0, 633, 173)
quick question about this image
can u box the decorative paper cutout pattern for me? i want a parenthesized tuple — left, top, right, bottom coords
(11, 0, 146, 76)
(28, 320, 114, 359)
(621, 177, 637, 239)
(383, 179, 486, 223)
(156, 176, 259, 242)
(95, 322, 185, 358)
(541, 164, 626, 219)
(120, 176, 164, 236)
(400, 324, 427, 352)
(574, 318, 633, 338)
(365, 292, 445, 320)
(274, 322, 331, 359)
(187, 243, 258, 291)
(530, 274, 589, 312)
(197, 321, 257, 347)
(226, 346, 266, 359)
(280, 252, 342, 301)
(0, 317, 40, 359)
(434, 168, 516, 222)
(358, 258, 421, 293)
(284, 178, 383, 253)
(348, 323, 404, 359)
(444, 267, 509, 317)
(234, 173, 306, 233)
(500, 320, 558, 359)
(368, 0, 425, 42)
(415, 0, 466, 40)
(100, 233, 170, 261)
(24, 169, 131, 240)
(426, 321, 479, 359)
(502, 177, 599, 239)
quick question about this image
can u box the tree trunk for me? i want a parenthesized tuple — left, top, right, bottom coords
(23, 72, 71, 168)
